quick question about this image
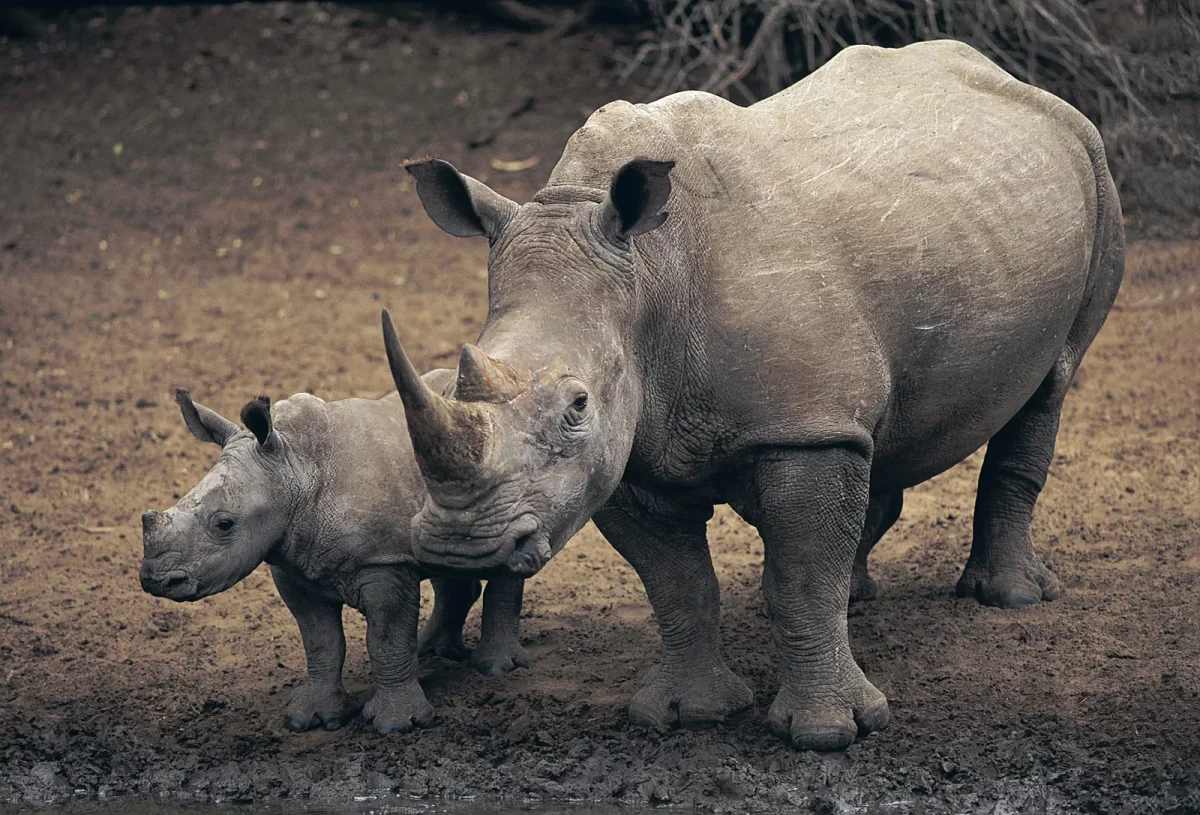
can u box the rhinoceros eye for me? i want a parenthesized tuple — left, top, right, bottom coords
(572, 393, 588, 411)
(212, 514, 237, 538)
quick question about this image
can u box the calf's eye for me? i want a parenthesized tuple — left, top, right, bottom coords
(216, 518, 235, 533)
(572, 394, 588, 411)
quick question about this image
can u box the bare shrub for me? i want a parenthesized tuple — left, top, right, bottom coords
(620, 0, 1197, 153)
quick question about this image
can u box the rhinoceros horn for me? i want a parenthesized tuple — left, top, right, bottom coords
(381, 310, 492, 483)
(456, 344, 522, 403)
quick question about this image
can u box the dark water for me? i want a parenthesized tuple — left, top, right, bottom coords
(4, 798, 649, 815)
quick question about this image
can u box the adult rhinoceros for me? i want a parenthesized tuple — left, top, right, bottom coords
(382, 40, 1124, 750)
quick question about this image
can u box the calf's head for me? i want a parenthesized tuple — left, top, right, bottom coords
(384, 156, 674, 577)
(140, 391, 293, 601)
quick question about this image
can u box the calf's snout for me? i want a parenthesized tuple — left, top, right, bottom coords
(142, 509, 161, 534)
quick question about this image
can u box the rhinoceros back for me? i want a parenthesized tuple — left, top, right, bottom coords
(549, 39, 1119, 484)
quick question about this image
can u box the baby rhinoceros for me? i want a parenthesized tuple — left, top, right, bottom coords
(139, 372, 531, 735)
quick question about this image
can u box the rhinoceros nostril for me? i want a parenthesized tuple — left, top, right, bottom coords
(164, 572, 189, 589)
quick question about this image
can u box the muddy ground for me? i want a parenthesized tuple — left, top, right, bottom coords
(1, 4, 1198, 813)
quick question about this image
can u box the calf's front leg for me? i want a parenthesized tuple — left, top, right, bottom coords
(358, 568, 434, 734)
(270, 565, 356, 732)
(728, 446, 890, 751)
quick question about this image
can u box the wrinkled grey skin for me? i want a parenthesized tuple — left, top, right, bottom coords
(385, 41, 1125, 751)
(139, 372, 531, 735)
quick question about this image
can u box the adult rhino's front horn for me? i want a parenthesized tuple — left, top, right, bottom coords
(381, 309, 492, 484)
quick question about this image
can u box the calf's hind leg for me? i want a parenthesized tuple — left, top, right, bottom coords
(850, 490, 903, 603)
(418, 577, 481, 661)
(470, 575, 531, 676)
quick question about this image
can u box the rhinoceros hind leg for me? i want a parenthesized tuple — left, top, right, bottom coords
(850, 490, 903, 603)
(593, 483, 753, 732)
(469, 575, 531, 676)
(957, 361, 1074, 608)
(960, 203, 1123, 608)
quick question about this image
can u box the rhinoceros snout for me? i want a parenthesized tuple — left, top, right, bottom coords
(139, 564, 198, 601)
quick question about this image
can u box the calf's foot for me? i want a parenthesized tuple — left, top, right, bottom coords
(629, 662, 754, 731)
(955, 555, 1060, 608)
(469, 636, 531, 676)
(362, 682, 434, 734)
(417, 623, 470, 662)
(284, 682, 357, 732)
(768, 661, 890, 751)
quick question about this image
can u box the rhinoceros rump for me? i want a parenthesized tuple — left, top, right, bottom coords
(384, 41, 1125, 750)
(139, 373, 531, 734)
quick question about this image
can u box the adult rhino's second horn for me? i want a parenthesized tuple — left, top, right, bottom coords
(381, 309, 491, 483)
(456, 344, 522, 403)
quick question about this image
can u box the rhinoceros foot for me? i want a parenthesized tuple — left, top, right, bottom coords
(955, 557, 1061, 608)
(627, 662, 754, 731)
(283, 682, 358, 732)
(768, 665, 890, 752)
(363, 682, 435, 735)
(469, 636, 531, 676)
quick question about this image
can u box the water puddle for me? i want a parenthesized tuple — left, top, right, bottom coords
(9, 798, 651, 815)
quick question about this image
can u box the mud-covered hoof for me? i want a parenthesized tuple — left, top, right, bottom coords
(282, 683, 355, 733)
(469, 640, 532, 676)
(363, 686, 435, 735)
(768, 676, 889, 752)
(284, 710, 346, 732)
(627, 663, 754, 731)
(956, 561, 1061, 608)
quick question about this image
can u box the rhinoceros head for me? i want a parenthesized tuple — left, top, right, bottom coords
(140, 391, 292, 601)
(383, 157, 673, 577)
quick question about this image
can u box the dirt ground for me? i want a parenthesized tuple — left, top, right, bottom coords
(1, 4, 1198, 813)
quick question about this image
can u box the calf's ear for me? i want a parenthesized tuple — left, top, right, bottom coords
(240, 396, 280, 453)
(602, 158, 675, 241)
(405, 158, 519, 240)
(175, 389, 240, 447)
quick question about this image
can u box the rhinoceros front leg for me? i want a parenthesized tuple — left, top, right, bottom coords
(418, 577, 481, 661)
(957, 365, 1068, 607)
(850, 490, 903, 603)
(593, 483, 753, 731)
(470, 575, 531, 676)
(270, 565, 357, 732)
(359, 568, 435, 734)
(729, 446, 890, 751)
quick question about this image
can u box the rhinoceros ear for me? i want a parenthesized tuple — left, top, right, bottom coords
(175, 389, 239, 447)
(602, 158, 675, 241)
(240, 396, 280, 453)
(405, 158, 519, 240)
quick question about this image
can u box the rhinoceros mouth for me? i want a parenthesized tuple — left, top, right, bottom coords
(140, 568, 201, 601)
(505, 529, 552, 576)
(413, 512, 542, 575)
